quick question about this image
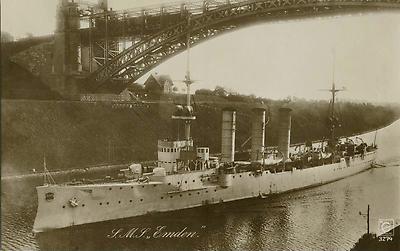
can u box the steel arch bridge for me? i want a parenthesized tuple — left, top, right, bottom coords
(84, 0, 400, 91)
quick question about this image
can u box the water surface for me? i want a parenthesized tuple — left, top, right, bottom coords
(1, 120, 399, 251)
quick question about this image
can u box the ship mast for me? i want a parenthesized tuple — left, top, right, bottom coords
(43, 153, 56, 185)
(43, 153, 47, 185)
(328, 82, 344, 141)
(184, 14, 193, 141)
(171, 14, 196, 145)
(320, 53, 345, 145)
(327, 52, 345, 142)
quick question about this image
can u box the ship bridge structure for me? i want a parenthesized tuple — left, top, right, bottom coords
(19, 0, 400, 96)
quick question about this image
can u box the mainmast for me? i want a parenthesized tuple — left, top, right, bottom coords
(328, 82, 344, 141)
(320, 53, 345, 144)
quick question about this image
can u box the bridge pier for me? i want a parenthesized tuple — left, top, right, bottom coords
(52, 0, 81, 96)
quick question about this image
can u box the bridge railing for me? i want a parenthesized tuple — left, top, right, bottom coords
(79, 0, 399, 21)
(79, 0, 248, 20)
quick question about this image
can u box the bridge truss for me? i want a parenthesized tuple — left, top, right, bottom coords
(71, 0, 400, 91)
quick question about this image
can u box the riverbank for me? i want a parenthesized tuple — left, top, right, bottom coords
(2, 98, 399, 176)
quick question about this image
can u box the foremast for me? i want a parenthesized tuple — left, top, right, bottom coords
(157, 14, 210, 174)
(182, 13, 195, 143)
(171, 13, 196, 145)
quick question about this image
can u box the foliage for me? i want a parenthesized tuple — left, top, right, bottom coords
(195, 88, 214, 96)
(2, 93, 399, 176)
(1, 31, 14, 43)
(213, 86, 229, 97)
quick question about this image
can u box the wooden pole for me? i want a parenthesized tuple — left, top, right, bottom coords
(367, 204, 370, 234)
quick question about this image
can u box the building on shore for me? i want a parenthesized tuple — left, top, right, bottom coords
(144, 73, 174, 97)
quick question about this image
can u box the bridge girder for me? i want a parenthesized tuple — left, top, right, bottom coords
(85, 0, 400, 91)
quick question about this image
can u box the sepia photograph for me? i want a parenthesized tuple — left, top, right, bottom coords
(1, 0, 400, 250)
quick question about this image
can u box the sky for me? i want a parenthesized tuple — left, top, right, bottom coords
(1, 0, 400, 103)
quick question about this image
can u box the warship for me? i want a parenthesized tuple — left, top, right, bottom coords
(33, 82, 377, 233)
(33, 41, 377, 232)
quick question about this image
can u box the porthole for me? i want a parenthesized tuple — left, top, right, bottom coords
(118, 201, 121, 204)
(82, 204, 85, 207)
(206, 191, 208, 193)
(120, 187, 122, 190)
(106, 202, 109, 205)
(177, 182, 180, 184)
(192, 180, 195, 182)
(170, 196, 173, 198)
(140, 199, 143, 202)
(197, 192, 200, 195)
(109, 188, 112, 190)
(142, 185, 145, 188)
(99, 202, 102, 205)
(214, 189, 217, 192)
(130, 200, 133, 203)
(188, 193, 191, 196)
(249, 173, 251, 176)
(233, 176, 235, 178)
(239, 175, 242, 178)
(168, 183, 171, 185)
(161, 197, 164, 199)
(153, 184, 157, 187)
(62, 205, 65, 208)
(185, 181, 187, 184)
(180, 194, 182, 197)
(131, 186, 133, 189)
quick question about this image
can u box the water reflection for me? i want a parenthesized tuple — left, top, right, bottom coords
(34, 197, 297, 251)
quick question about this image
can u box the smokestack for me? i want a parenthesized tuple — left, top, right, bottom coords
(221, 108, 236, 162)
(251, 108, 266, 162)
(278, 107, 292, 162)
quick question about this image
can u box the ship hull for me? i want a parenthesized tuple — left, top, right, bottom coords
(33, 152, 376, 233)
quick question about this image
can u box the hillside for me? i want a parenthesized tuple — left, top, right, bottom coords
(1, 96, 399, 176)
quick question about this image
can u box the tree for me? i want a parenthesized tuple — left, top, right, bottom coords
(1, 31, 14, 43)
(213, 86, 228, 97)
(195, 88, 213, 96)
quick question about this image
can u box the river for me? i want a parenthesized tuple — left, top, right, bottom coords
(1, 120, 399, 251)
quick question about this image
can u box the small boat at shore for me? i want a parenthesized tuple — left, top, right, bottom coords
(372, 162, 386, 168)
